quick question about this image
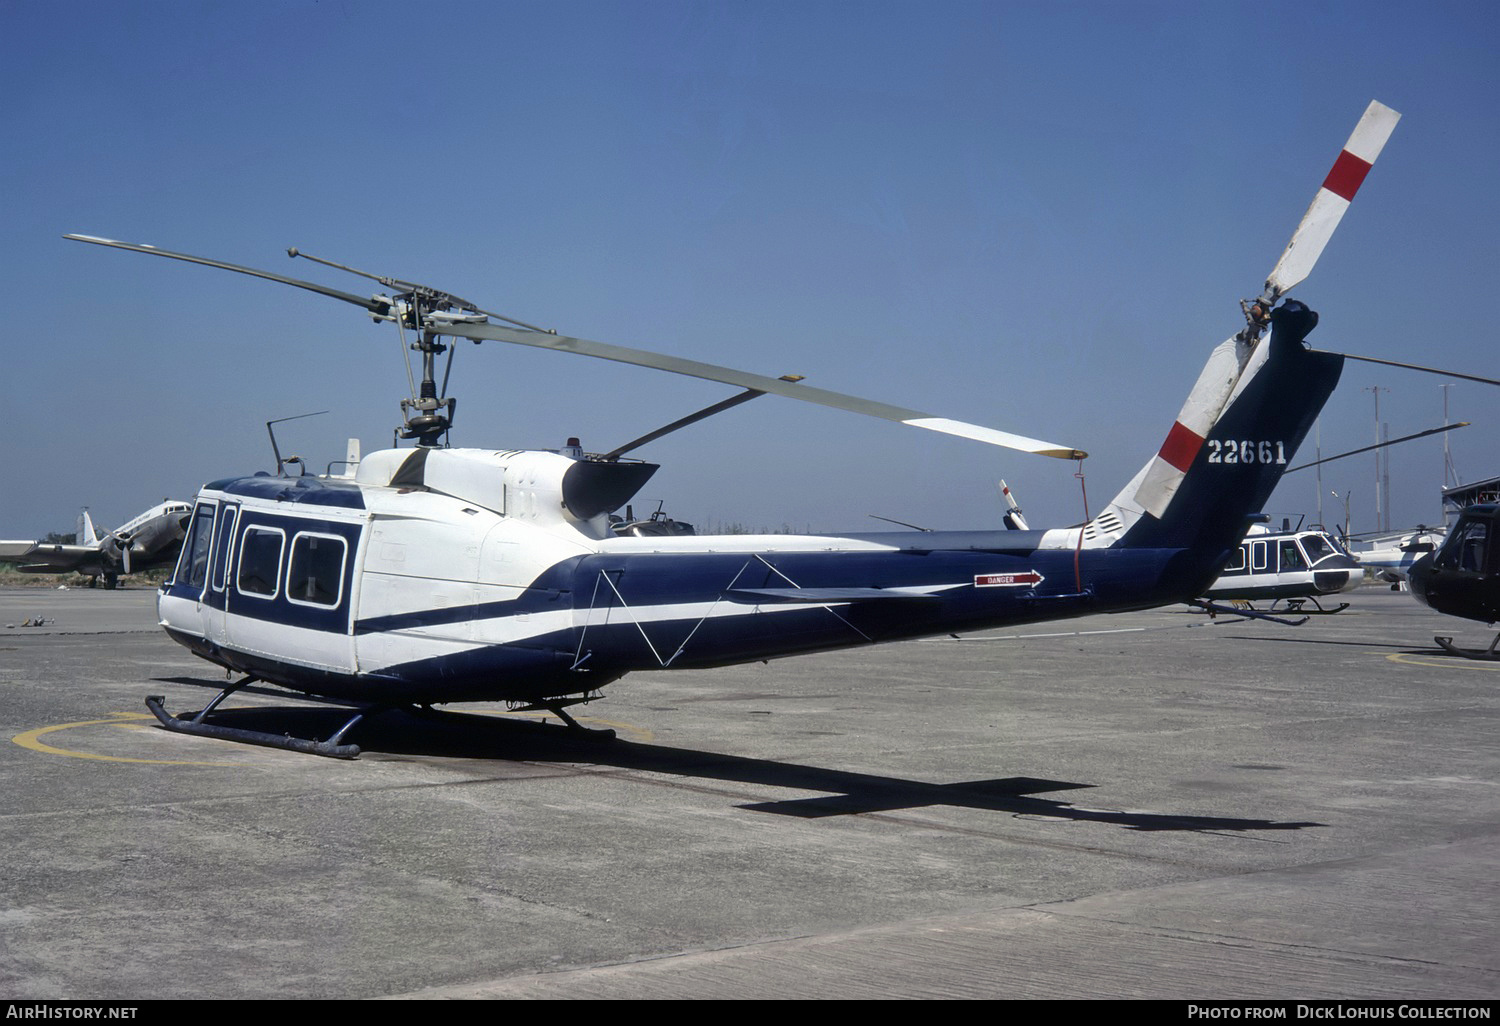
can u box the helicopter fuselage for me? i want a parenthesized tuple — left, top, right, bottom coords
(1202, 526, 1361, 602)
(157, 445, 1211, 707)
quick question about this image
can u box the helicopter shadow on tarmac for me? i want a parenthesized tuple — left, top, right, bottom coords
(1217, 632, 1493, 660)
(152, 675, 1322, 834)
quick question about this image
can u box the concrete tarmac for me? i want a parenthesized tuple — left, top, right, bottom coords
(1, 584, 1496, 1000)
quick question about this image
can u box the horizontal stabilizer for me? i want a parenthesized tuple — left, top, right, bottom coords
(0, 542, 97, 565)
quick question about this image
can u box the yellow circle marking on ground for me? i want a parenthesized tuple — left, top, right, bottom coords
(11, 712, 252, 766)
(1386, 651, 1500, 672)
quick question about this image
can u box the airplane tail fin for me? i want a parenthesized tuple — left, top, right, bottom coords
(77, 510, 99, 546)
(1078, 302, 1342, 578)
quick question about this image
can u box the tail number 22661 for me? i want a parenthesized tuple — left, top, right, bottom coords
(1207, 439, 1287, 465)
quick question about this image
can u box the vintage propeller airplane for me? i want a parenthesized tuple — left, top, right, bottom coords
(0, 502, 192, 588)
(66, 100, 1400, 758)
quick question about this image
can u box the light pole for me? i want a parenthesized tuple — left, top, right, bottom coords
(1364, 386, 1389, 532)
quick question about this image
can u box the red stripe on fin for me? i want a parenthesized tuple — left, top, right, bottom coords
(1158, 421, 1205, 473)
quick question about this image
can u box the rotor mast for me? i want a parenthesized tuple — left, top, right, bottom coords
(401, 328, 451, 446)
(285, 247, 559, 447)
(288, 248, 468, 446)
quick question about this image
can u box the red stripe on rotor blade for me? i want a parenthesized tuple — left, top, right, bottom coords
(1158, 421, 1205, 473)
(1322, 149, 1373, 202)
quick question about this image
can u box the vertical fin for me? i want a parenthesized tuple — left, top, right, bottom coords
(1104, 304, 1342, 565)
(77, 510, 98, 546)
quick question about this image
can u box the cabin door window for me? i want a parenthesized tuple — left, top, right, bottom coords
(1278, 541, 1306, 572)
(209, 506, 239, 593)
(286, 533, 347, 608)
(236, 526, 286, 599)
(1251, 540, 1268, 572)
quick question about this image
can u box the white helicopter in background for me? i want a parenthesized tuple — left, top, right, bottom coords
(1201, 518, 1362, 615)
(1358, 527, 1445, 589)
(65, 101, 1400, 759)
(1196, 422, 1473, 615)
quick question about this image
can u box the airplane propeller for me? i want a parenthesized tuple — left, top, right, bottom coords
(96, 530, 132, 574)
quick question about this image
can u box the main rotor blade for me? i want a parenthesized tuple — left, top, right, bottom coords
(68, 232, 1084, 458)
(438, 319, 1087, 460)
(1285, 422, 1469, 473)
(65, 235, 390, 315)
(1263, 101, 1400, 300)
(1309, 350, 1500, 388)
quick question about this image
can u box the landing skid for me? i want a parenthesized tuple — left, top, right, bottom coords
(146, 679, 619, 759)
(145, 676, 369, 759)
(1191, 600, 1308, 627)
(1271, 596, 1350, 615)
(1433, 634, 1500, 661)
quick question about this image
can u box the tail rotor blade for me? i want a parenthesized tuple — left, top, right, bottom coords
(1263, 101, 1400, 301)
(998, 479, 1029, 530)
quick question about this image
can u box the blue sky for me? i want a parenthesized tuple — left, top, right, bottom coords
(3, 0, 1497, 540)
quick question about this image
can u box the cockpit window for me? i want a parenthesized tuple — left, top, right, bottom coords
(175, 502, 216, 590)
(1437, 519, 1489, 573)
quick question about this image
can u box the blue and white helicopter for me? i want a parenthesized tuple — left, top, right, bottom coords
(67, 101, 1399, 758)
(1201, 520, 1362, 615)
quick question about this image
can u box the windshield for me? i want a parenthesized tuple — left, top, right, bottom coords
(1300, 534, 1336, 564)
(1436, 518, 1489, 573)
